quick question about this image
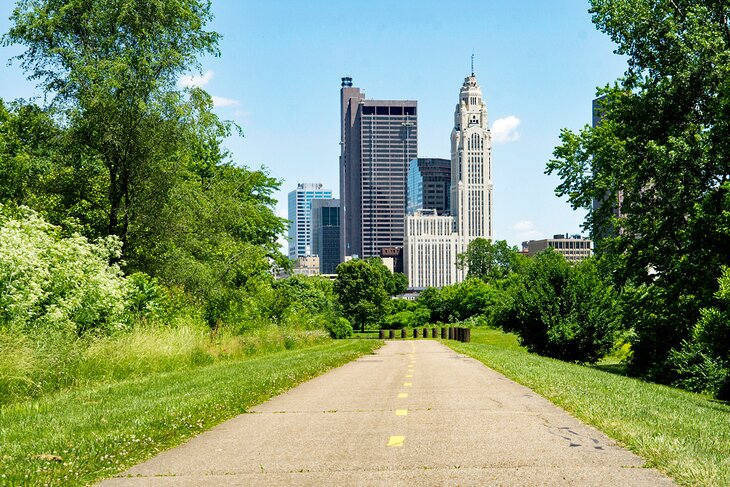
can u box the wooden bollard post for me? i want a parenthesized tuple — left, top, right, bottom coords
(401, 329, 406, 339)
(389, 330, 395, 339)
(441, 327, 447, 339)
(448, 327, 453, 340)
(413, 328, 418, 338)
(431, 328, 437, 338)
(379, 330, 385, 339)
(422, 328, 428, 338)
(464, 328, 471, 342)
(458, 327, 464, 342)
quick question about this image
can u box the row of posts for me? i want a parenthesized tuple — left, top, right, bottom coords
(378, 327, 471, 343)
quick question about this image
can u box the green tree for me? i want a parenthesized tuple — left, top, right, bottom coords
(457, 238, 524, 282)
(0, 99, 109, 237)
(546, 1, 730, 378)
(387, 272, 408, 296)
(668, 266, 730, 399)
(333, 259, 390, 332)
(4, 0, 221, 256)
(502, 250, 621, 364)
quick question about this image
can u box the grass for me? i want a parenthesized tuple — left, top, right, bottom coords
(0, 324, 331, 405)
(445, 328, 730, 486)
(0, 339, 381, 486)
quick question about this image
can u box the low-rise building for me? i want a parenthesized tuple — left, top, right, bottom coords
(292, 255, 320, 276)
(526, 234, 592, 262)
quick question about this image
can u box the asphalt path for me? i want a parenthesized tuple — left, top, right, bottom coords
(101, 340, 675, 486)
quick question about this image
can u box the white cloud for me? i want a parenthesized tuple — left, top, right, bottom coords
(178, 70, 214, 88)
(211, 95, 240, 108)
(491, 115, 521, 143)
(510, 220, 541, 241)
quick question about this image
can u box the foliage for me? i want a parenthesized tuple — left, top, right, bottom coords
(125, 272, 169, 321)
(0, 205, 128, 335)
(326, 317, 353, 339)
(0, 99, 110, 237)
(457, 238, 526, 282)
(546, 1, 730, 389)
(333, 259, 390, 332)
(387, 271, 409, 296)
(499, 250, 621, 363)
(4, 0, 221, 254)
(380, 299, 431, 329)
(2, 2, 290, 331)
(418, 277, 505, 325)
(668, 266, 730, 399)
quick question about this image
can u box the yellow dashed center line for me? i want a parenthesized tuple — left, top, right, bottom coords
(405, 374, 413, 378)
(387, 435, 405, 447)
(404, 382, 412, 387)
(395, 409, 408, 416)
(398, 392, 408, 398)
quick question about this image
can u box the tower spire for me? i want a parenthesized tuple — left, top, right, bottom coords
(471, 53, 474, 76)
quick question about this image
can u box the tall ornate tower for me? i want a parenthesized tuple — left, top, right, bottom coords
(450, 73, 492, 243)
(405, 71, 494, 288)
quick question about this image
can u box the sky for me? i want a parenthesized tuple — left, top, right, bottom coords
(0, 1, 628, 249)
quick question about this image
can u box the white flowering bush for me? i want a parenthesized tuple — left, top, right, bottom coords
(0, 205, 129, 335)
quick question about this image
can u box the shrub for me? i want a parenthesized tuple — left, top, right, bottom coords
(326, 317, 353, 339)
(668, 267, 730, 399)
(126, 272, 168, 320)
(504, 250, 621, 363)
(0, 205, 129, 335)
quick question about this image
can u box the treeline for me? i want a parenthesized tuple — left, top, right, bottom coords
(0, 0, 344, 404)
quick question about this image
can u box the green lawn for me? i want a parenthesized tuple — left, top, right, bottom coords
(0, 339, 381, 486)
(446, 328, 730, 487)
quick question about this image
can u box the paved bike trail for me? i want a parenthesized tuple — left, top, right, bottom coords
(101, 340, 674, 486)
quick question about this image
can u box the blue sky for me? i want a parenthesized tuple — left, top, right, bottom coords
(0, 1, 627, 248)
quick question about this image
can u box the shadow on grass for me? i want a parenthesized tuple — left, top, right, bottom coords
(590, 362, 629, 376)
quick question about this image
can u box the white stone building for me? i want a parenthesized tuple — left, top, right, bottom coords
(405, 73, 492, 288)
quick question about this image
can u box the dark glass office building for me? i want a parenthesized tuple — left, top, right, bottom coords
(407, 158, 451, 216)
(311, 199, 341, 274)
(340, 77, 417, 259)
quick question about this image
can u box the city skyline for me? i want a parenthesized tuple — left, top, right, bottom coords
(0, 1, 629, 250)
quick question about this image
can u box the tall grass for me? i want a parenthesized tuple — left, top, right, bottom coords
(0, 340, 380, 486)
(0, 322, 329, 406)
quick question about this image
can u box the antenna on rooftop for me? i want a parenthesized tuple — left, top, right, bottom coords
(471, 52, 474, 76)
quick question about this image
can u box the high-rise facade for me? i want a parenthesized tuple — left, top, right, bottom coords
(405, 73, 492, 288)
(451, 73, 493, 242)
(287, 183, 332, 260)
(311, 199, 341, 274)
(591, 95, 623, 242)
(407, 158, 451, 216)
(339, 77, 417, 260)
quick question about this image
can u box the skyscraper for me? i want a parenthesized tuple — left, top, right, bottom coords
(311, 198, 341, 274)
(407, 158, 451, 216)
(451, 73, 493, 242)
(405, 72, 492, 288)
(339, 77, 417, 260)
(591, 95, 623, 242)
(287, 183, 332, 260)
